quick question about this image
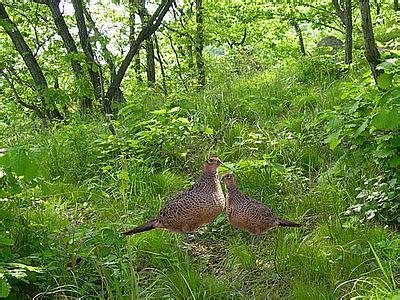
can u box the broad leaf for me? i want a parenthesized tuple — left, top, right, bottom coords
(372, 110, 400, 130)
(0, 278, 10, 298)
(377, 73, 393, 89)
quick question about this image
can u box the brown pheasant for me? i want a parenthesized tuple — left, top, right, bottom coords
(221, 173, 301, 235)
(123, 157, 225, 237)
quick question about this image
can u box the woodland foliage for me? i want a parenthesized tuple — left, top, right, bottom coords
(0, 0, 399, 298)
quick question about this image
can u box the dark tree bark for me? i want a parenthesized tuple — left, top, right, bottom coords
(1, 70, 46, 120)
(395, 0, 399, 11)
(105, 0, 174, 105)
(136, 0, 156, 83)
(83, 6, 125, 103)
(187, 42, 194, 69)
(359, 0, 382, 83)
(44, 0, 93, 111)
(292, 20, 306, 56)
(145, 36, 156, 83)
(332, 0, 353, 64)
(154, 34, 167, 94)
(195, 0, 205, 89)
(227, 27, 247, 49)
(129, 1, 143, 82)
(71, 0, 103, 104)
(0, 3, 62, 120)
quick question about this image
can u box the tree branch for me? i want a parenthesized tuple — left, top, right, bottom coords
(105, 0, 174, 102)
(71, 0, 103, 101)
(332, 0, 346, 25)
(83, 5, 116, 76)
(296, 18, 344, 33)
(0, 69, 46, 119)
(0, 4, 48, 88)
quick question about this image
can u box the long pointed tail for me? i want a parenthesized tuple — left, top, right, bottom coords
(278, 219, 301, 227)
(122, 219, 157, 236)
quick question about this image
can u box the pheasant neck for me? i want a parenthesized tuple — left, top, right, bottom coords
(226, 185, 242, 204)
(193, 171, 219, 189)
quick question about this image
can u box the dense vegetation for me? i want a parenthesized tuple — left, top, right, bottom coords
(0, 0, 399, 298)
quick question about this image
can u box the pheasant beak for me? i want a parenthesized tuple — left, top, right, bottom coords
(217, 158, 223, 166)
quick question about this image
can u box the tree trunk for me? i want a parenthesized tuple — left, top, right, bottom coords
(395, 0, 399, 11)
(292, 20, 306, 56)
(145, 37, 156, 83)
(71, 0, 103, 107)
(129, 1, 143, 82)
(0, 3, 62, 120)
(359, 0, 382, 83)
(344, 0, 353, 64)
(154, 34, 167, 94)
(105, 0, 174, 103)
(136, 0, 156, 83)
(46, 0, 93, 111)
(195, 0, 205, 89)
(83, 6, 125, 103)
(332, 0, 353, 64)
(187, 42, 194, 69)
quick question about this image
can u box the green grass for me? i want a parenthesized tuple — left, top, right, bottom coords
(1, 58, 399, 299)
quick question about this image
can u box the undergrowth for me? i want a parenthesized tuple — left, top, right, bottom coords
(1, 57, 399, 299)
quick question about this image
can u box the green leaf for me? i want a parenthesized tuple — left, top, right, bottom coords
(388, 156, 400, 167)
(204, 128, 214, 135)
(376, 58, 397, 72)
(377, 73, 393, 89)
(117, 170, 129, 181)
(0, 235, 14, 246)
(373, 148, 394, 158)
(372, 110, 400, 130)
(0, 149, 41, 181)
(176, 117, 190, 124)
(168, 107, 180, 113)
(0, 278, 10, 298)
(353, 119, 369, 138)
(151, 109, 167, 115)
(324, 129, 342, 149)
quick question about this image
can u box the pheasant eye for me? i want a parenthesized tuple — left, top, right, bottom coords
(208, 159, 213, 164)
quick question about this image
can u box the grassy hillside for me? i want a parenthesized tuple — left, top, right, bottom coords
(1, 57, 399, 299)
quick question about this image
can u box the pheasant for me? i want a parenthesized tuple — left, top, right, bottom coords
(221, 173, 301, 235)
(123, 157, 225, 237)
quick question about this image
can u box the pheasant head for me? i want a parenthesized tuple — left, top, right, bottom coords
(203, 157, 223, 174)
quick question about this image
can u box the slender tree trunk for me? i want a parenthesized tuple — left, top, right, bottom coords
(359, 0, 382, 83)
(154, 34, 167, 94)
(395, 0, 399, 11)
(46, 0, 93, 111)
(332, 0, 353, 64)
(344, 0, 353, 64)
(83, 6, 125, 103)
(187, 42, 194, 69)
(106, 0, 174, 102)
(129, 1, 143, 82)
(292, 20, 306, 56)
(71, 0, 105, 111)
(136, 0, 156, 83)
(0, 3, 62, 120)
(195, 0, 205, 89)
(145, 37, 156, 83)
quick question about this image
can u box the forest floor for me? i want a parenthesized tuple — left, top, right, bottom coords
(2, 56, 399, 299)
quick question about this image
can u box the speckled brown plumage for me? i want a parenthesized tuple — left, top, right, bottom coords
(123, 157, 225, 236)
(221, 173, 301, 235)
